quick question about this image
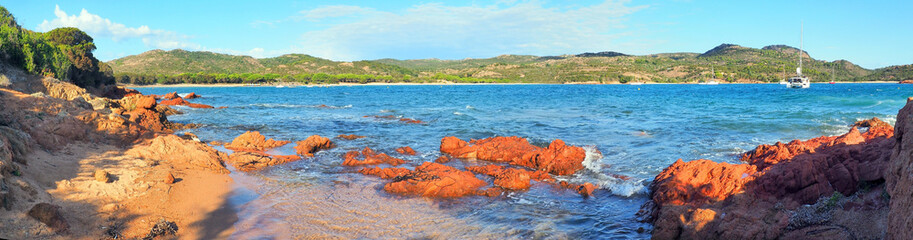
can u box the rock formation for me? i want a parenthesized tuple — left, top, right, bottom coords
(336, 134, 365, 140)
(645, 117, 897, 239)
(369, 162, 487, 198)
(395, 146, 416, 155)
(228, 151, 302, 172)
(887, 98, 913, 239)
(127, 135, 230, 174)
(224, 131, 290, 152)
(293, 135, 335, 157)
(183, 92, 200, 99)
(441, 136, 586, 175)
(158, 97, 214, 109)
(342, 147, 406, 166)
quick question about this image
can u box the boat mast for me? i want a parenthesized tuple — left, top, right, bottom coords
(798, 22, 803, 77)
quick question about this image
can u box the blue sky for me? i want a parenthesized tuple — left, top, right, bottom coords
(2, 0, 911, 69)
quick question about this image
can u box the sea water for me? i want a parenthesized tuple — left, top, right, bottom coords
(137, 83, 911, 239)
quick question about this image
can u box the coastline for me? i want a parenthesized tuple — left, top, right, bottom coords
(124, 81, 905, 88)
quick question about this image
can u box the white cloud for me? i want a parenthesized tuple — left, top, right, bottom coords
(297, 5, 379, 21)
(293, 0, 648, 61)
(37, 5, 199, 49)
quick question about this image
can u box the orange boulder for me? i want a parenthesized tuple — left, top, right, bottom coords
(184, 92, 201, 99)
(381, 162, 488, 198)
(126, 135, 229, 174)
(225, 131, 291, 152)
(337, 134, 365, 140)
(294, 135, 335, 157)
(159, 97, 214, 109)
(441, 136, 586, 175)
(358, 166, 412, 179)
(395, 146, 416, 155)
(342, 147, 406, 166)
(228, 151, 302, 172)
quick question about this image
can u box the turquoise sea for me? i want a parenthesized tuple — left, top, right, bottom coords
(137, 83, 911, 239)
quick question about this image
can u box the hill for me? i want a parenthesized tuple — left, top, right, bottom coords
(108, 44, 908, 85)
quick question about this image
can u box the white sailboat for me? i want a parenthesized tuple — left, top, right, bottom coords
(700, 65, 720, 85)
(787, 23, 810, 89)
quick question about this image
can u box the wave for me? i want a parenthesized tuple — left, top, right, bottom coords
(249, 103, 308, 108)
(599, 177, 647, 197)
(247, 103, 352, 109)
(453, 111, 464, 116)
(581, 146, 603, 172)
(466, 105, 475, 110)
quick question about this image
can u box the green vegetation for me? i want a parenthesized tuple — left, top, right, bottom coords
(110, 43, 912, 85)
(0, 6, 113, 88)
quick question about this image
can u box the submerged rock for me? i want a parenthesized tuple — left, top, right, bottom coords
(466, 165, 554, 190)
(395, 146, 416, 155)
(336, 134, 365, 140)
(342, 147, 406, 166)
(441, 136, 587, 175)
(159, 97, 214, 109)
(380, 162, 487, 198)
(294, 135, 335, 157)
(184, 92, 201, 99)
(225, 131, 291, 152)
(229, 151, 301, 172)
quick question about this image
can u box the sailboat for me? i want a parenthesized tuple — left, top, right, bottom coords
(829, 65, 836, 84)
(786, 23, 810, 89)
(700, 65, 720, 85)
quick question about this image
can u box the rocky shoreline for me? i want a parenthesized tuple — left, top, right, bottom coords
(641, 106, 913, 239)
(3, 58, 913, 239)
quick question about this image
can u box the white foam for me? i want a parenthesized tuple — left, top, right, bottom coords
(581, 146, 603, 172)
(466, 105, 475, 110)
(453, 111, 464, 115)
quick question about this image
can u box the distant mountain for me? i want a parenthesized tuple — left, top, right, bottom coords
(576, 51, 628, 58)
(108, 44, 909, 84)
(108, 49, 414, 77)
(856, 64, 913, 81)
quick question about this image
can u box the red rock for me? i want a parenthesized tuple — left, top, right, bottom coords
(162, 92, 180, 100)
(228, 151, 302, 172)
(395, 146, 416, 155)
(159, 97, 214, 109)
(127, 135, 230, 173)
(399, 118, 424, 124)
(899, 80, 913, 84)
(466, 165, 555, 190)
(440, 136, 586, 175)
(646, 117, 898, 239)
(337, 134, 365, 140)
(888, 98, 913, 239)
(650, 159, 758, 207)
(184, 92, 201, 99)
(364, 115, 424, 124)
(342, 147, 406, 166)
(225, 131, 291, 152)
(164, 172, 175, 184)
(133, 95, 157, 109)
(381, 162, 488, 198)
(559, 181, 597, 197)
(854, 117, 892, 129)
(27, 203, 69, 233)
(435, 156, 451, 163)
(294, 135, 335, 157)
(358, 166, 411, 179)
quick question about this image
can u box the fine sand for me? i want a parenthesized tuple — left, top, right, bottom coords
(0, 142, 235, 239)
